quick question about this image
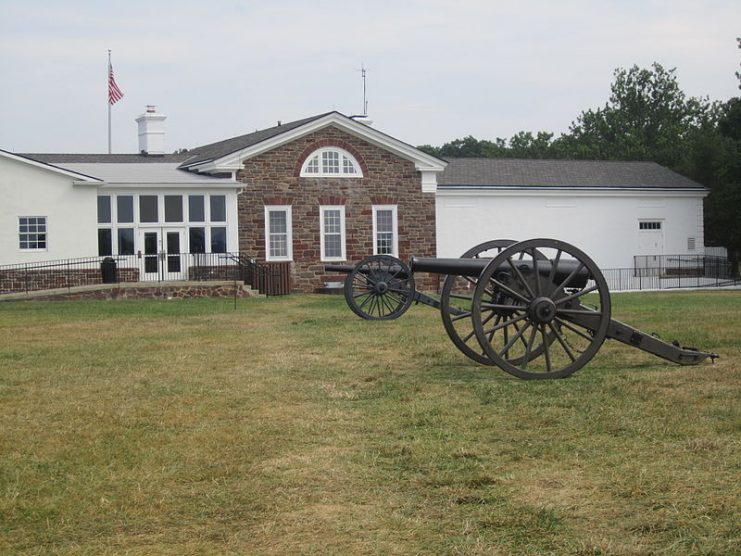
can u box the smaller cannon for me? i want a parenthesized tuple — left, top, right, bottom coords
(325, 238, 718, 379)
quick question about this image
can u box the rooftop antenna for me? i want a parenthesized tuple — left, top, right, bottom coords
(351, 63, 373, 125)
(360, 63, 368, 116)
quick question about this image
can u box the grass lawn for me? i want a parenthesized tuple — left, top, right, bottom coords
(0, 291, 739, 555)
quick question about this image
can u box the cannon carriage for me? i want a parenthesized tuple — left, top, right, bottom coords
(325, 238, 718, 380)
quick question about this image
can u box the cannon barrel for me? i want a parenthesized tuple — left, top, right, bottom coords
(410, 256, 591, 289)
(324, 264, 355, 274)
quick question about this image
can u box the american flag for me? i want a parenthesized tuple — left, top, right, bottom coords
(108, 63, 124, 105)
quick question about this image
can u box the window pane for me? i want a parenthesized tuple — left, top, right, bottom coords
(322, 151, 339, 173)
(117, 196, 134, 223)
(118, 228, 135, 255)
(305, 155, 319, 174)
(211, 227, 226, 253)
(268, 211, 287, 258)
(19, 217, 47, 249)
(269, 211, 286, 234)
(165, 195, 183, 222)
(323, 209, 342, 259)
(97, 196, 111, 223)
(98, 229, 112, 256)
(210, 195, 226, 222)
(189, 227, 206, 253)
(139, 195, 158, 222)
(189, 195, 205, 222)
(342, 156, 357, 174)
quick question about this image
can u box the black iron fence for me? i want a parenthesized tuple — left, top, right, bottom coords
(633, 254, 731, 279)
(0, 252, 292, 296)
(603, 267, 738, 292)
(1, 251, 736, 297)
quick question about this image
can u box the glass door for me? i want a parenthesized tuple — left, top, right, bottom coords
(139, 229, 186, 281)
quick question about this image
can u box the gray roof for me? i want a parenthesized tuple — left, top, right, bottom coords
(179, 112, 333, 168)
(439, 158, 705, 190)
(55, 163, 237, 185)
(22, 153, 191, 164)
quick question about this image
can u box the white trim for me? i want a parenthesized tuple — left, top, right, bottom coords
(372, 205, 398, 257)
(191, 112, 447, 178)
(300, 147, 363, 178)
(435, 187, 708, 199)
(264, 205, 293, 261)
(0, 150, 101, 182)
(319, 205, 346, 261)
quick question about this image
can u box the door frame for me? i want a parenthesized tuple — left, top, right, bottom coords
(138, 227, 187, 281)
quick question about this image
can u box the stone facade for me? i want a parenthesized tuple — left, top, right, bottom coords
(236, 126, 437, 292)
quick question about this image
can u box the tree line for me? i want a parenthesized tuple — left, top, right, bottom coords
(418, 50, 741, 269)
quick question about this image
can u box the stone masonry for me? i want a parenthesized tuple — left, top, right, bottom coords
(236, 126, 437, 293)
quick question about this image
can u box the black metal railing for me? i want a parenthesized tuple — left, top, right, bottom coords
(633, 254, 731, 279)
(0, 252, 292, 296)
(602, 267, 738, 292)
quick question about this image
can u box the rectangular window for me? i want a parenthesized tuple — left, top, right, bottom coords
(320, 206, 345, 261)
(19, 216, 47, 250)
(189, 227, 206, 253)
(373, 205, 398, 256)
(322, 151, 340, 173)
(210, 195, 226, 222)
(117, 195, 134, 223)
(639, 221, 662, 230)
(98, 229, 112, 256)
(189, 195, 205, 222)
(118, 228, 135, 255)
(265, 206, 292, 260)
(164, 195, 183, 222)
(97, 196, 111, 223)
(211, 227, 227, 253)
(139, 195, 158, 223)
(687, 237, 696, 251)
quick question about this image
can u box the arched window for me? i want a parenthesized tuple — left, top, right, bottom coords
(300, 147, 363, 178)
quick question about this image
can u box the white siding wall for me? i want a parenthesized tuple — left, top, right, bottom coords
(0, 156, 97, 264)
(436, 189, 706, 269)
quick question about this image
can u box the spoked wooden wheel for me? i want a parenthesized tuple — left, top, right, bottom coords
(471, 239, 611, 379)
(440, 239, 518, 364)
(344, 255, 415, 320)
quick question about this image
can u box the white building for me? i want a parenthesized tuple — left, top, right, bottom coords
(0, 108, 709, 291)
(436, 158, 706, 269)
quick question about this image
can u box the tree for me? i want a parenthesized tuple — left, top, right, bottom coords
(703, 98, 741, 276)
(561, 63, 713, 167)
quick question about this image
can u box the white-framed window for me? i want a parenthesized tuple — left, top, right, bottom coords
(639, 221, 662, 230)
(300, 147, 363, 177)
(265, 205, 293, 261)
(19, 216, 47, 250)
(320, 206, 346, 261)
(373, 205, 398, 256)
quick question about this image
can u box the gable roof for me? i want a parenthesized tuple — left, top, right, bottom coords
(179, 113, 332, 169)
(438, 158, 706, 190)
(180, 111, 447, 175)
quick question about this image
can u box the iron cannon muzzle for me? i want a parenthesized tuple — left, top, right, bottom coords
(409, 256, 591, 289)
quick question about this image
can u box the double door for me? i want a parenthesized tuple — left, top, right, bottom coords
(139, 228, 186, 281)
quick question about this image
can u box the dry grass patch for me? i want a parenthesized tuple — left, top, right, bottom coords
(0, 292, 739, 554)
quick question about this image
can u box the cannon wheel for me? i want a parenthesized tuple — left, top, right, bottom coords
(440, 240, 554, 366)
(344, 255, 415, 320)
(471, 238, 611, 379)
(440, 239, 516, 364)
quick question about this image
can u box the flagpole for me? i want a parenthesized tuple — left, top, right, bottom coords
(108, 50, 112, 154)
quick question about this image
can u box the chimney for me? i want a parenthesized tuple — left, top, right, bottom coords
(135, 105, 167, 155)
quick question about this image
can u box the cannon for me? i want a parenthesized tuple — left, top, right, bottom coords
(325, 238, 718, 379)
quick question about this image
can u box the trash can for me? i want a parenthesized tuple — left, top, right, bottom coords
(101, 257, 117, 284)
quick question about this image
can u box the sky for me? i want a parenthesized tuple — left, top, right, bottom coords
(0, 0, 739, 154)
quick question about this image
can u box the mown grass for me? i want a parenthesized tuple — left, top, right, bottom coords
(0, 291, 739, 555)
